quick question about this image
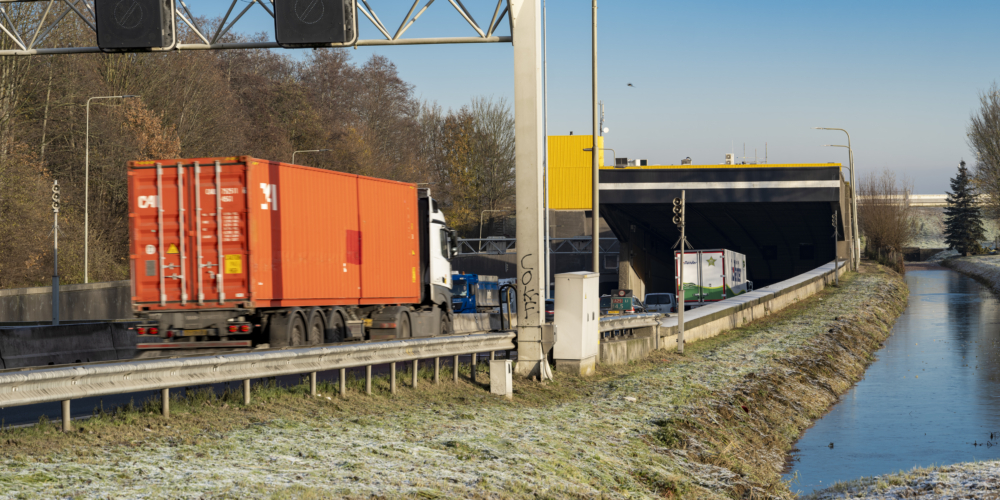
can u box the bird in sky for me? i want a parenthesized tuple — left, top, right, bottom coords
(627, 83, 635, 87)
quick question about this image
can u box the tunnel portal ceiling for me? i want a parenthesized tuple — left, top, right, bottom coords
(598, 165, 844, 286)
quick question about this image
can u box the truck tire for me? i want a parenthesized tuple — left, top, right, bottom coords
(268, 308, 305, 348)
(441, 312, 453, 336)
(325, 308, 347, 343)
(305, 307, 325, 346)
(396, 312, 411, 339)
(289, 310, 307, 347)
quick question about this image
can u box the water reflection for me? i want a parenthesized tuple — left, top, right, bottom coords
(784, 266, 1000, 495)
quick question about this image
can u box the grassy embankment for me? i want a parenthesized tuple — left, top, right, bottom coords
(0, 263, 907, 499)
(942, 254, 1000, 293)
(804, 459, 1000, 499)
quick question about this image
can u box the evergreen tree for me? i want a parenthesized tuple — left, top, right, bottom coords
(944, 160, 986, 256)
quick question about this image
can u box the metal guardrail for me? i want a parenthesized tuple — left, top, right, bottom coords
(0, 332, 515, 409)
(599, 313, 663, 333)
(456, 237, 620, 256)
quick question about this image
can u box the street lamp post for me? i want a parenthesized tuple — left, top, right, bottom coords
(85, 94, 138, 284)
(291, 149, 332, 164)
(815, 127, 860, 270)
(824, 144, 855, 270)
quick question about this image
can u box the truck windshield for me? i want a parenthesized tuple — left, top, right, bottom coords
(451, 279, 468, 297)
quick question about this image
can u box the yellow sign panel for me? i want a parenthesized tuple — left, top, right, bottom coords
(225, 254, 243, 274)
(167, 243, 179, 254)
(412, 267, 417, 283)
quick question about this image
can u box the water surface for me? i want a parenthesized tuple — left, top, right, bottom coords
(785, 265, 1000, 494)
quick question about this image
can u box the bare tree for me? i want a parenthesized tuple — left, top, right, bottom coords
(968, 83, 1000, 220)
(857, 168, 915, 273)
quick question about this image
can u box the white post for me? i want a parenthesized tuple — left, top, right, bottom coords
(511, 0, 546, 379)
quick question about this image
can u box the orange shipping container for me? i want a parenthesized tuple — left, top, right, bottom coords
(128, 156, 421, 311)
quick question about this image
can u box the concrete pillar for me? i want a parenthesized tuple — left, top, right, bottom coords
(339, 368, 346, 397)
(511, 0, 546, 379)
(412, 359, 418, 388)
(453, 355, 459, 382)
(309, 372, 317, 397)
(434, 357, 440, 384)
(390, 363, 397, 394)
(243, 379, 250, 405)
(618, 225, 649, 298)
(366, 365, 372, 395)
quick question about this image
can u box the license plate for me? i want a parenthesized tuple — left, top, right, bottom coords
(181, 329, 211, 337)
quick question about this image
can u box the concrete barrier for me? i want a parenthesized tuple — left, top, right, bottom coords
(0, 281, 131, 322)
(0, 323, 121, 369)
(599, 334, 656, 366)
(657, 260, 847, 351)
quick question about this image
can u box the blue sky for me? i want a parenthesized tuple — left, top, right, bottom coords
(200, 0, 1000, 193)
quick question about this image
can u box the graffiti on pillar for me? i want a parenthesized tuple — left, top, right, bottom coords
(519, 254, 538, 320)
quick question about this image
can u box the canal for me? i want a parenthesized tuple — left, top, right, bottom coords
(785, 263, 1000, 494)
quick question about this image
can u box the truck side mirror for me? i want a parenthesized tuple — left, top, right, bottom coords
(449, 229, 459, 258)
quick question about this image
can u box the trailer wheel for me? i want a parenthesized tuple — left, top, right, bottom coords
(268, 308, 305, 348)
(325, 309, 347, 343)
(289, 311, 307, 347)
(305, 307, 325, 346)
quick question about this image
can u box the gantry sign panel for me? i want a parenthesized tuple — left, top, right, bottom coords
(274, 0, 356, 47)
(95, 0, 173, 49)
(0, 0, 512, 55)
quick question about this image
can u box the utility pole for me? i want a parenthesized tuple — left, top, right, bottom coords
(51, 179, 60, 325)
(590, 0, 600, 273)
(673, 192, 687, 353)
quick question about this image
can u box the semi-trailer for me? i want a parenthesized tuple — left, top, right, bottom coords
(674, 249, 752, 306)
(128, 156, 458, 349)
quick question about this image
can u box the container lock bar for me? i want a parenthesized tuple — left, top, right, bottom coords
(176, 162, 187, 305)
(215, 161, 225, 304)
(156, 163, 166, 307)
(194, 162, 205, 305)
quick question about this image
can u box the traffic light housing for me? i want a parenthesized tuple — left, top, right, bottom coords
(95, 0, 173, 50)
(672, 197, 683, 227)
(275, 0, 357, 47)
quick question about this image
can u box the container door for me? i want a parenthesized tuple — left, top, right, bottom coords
(675, 251, 700, 303)
(700, 251, 725, 301)
(191, 161, 250, 306)
(131, 163, 188, 307)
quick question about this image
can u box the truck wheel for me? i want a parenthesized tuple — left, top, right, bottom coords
(305, 307, 325, 346)
(441, 313, 453, 336)
(325, 309, 347, 343)
(289, 311, 307, 347)
(396, 312, 411, 339)
(268, 308, 304, 348)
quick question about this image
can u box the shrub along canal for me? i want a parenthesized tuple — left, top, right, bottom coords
(785, 263, 1000, 494)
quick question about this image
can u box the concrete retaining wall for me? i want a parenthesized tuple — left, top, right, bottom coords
(594, 260, 847, 366)
(658, 260, 847, 351)
(0, 281, 131, 322)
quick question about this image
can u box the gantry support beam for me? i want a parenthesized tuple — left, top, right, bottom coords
(510, 0, 546, 379)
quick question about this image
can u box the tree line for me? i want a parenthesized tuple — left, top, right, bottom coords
(0, 7, 514, 288)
